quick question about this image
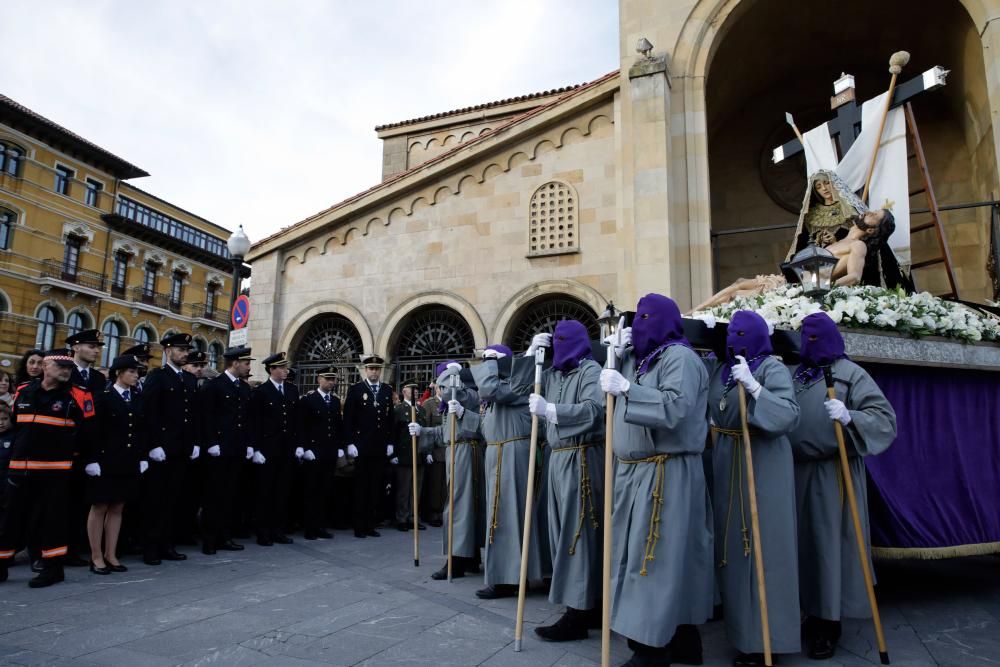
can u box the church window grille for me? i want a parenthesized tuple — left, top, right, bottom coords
(508, 296, 599, 353)
(395, 307, 475, 389)
(294, 314, 364, 394)
(529, 181, 578, 256)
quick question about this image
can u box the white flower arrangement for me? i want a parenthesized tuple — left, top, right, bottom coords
(691, 285, 1000, 343)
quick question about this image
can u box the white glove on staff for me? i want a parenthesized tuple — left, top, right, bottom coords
(526, 333, 552, 356)
(825, 398, 852, 425)
(603, 325, 632, 360)
(139, 460, 149, 474)
(426, 454, 434, 464)
(252, 451, 266, 465)
(446, 362, 462, 373)
(303, 450, 316, 461)
(528, 393, 559, 424)
(294, 447, 304, 459)
(408, 422, 422, 436)
(390, 457, 399, 465)
(337, 449, 345, 458)
(190, 445, 200, 460)
(347, 444, 359, 458)
(447, 399, 464, 418)
(731, 355, 762, 399)
(482, 349, 506, 360)
(245, 446, 254, 460)
(85, 462, 101, 477)
(149, 447, 166, 462)
(600, 369, 631, 396)
(207, 445, 221, 457)
(386, 444, 394, 457)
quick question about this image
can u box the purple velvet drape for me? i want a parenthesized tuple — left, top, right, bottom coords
(862, 362, 1000, 556)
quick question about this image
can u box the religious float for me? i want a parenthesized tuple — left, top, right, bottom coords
(688, 52, 1000, 560)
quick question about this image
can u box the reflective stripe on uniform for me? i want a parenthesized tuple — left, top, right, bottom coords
(41, 546, 68, 558)
(8, 460, 74, 471)
(0, 549, 15, 559)
(15, 414, 76, 427)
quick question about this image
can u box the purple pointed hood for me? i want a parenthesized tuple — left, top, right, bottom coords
(722, 310, 773, 384)
(551, 320, 593, 372)
(632, 293, 691, 375)
(796, 312, 847, 383)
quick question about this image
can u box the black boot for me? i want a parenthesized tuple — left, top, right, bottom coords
(475, 584, 517, 599)
(804, 616, 841, 660)
(534, 607, 590, 642)
(622, 639, 670, 667)
(667, 624, 703, 665)
(431, 558, 467, 580)
(29, 561, 65, 588)
(733, 653, 771, 667)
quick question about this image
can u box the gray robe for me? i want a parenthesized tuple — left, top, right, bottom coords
(708, 356, 801, 654)
(610, 344, 714, 648)
(417, 385, 486, 558)
(538, 358, 605, 610)
(460, 358, 547, 585)
(786, 358, 896, 621)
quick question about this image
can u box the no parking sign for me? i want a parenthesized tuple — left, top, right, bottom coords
(231, 295, 250, 330)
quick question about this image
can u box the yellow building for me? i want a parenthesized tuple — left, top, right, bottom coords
(0, 94, 235, 373)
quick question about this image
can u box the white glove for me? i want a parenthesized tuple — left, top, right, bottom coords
(294, 447, 304, 459)
(482, 349, 507, 360)
(448, 399, 465, 418)
(303, 449, 316, 461)
(207, 445, 221, 457)
(139, 460, 149, 474)
(603, 326, 632, 359)
(85, 462, 101, 477)
(347, 444, 359, 458)
(408, 422, 422, 436)
(337, 449, 345, 458)
(732, 356, 762, 399)
(600, 369, 631, 396)
(252, 451, 266, 465)
(149, 446, 166, 462)
(386, 444, 394, 457)
(526, 333, 552, 356)
(545, 404, 558, 424)
(446, 362, 462, 373)
(390, 457, 399, 465)
(426, 454, 434, 464)
(190, 445, 200, 460)
(528, 393, 548, 417)
(825, 398, 852, 425)
(245, 446, 254, 460)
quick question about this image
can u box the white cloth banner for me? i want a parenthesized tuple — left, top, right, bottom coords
(803, 122, 838, 176)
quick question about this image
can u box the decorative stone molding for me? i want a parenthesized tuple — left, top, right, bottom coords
(528, 181, 579, 257)
(206, 272, 225, 287)
(842, 329, 1000, 371)
(112, 239, 141, 257)
(171, 259, 192, 275)
(145, 251, 167, 266)
(61, 222, 95, 246)
(629, 53, 670, 83)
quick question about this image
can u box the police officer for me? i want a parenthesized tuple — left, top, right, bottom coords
(343, 354, 394, 538)
(178, 349, 208, 545)
(249, 352, 298, 546)
(391, 383, 428, 531)
(298, 366, 343, 539)
(140, 333, 198, 565)
(121, 343, 153, 396)
(67, 329, 107, 395)
(0, 349, 98, 587)
(199, 346, 254, 554)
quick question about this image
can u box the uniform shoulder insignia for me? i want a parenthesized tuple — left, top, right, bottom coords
(306, 390, 316, 395)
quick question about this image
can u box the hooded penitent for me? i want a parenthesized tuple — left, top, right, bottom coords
(631, 293, 691, 376)
(796, 312, 847, 384)
(551, 320, 593, 373)
(722, 310, 773, 384)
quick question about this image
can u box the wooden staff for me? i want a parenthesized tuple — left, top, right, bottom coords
(601, 316, 625, 667)
(411, 385, 420, 567)
(513, 346, 546, 652)
(823, 367, 890, 665)
(737, 383, 772, 667)
(447, 375, 459, 582)
(861, 51, 910, 204)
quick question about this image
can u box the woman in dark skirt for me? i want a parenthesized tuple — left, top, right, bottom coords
(84, 354, 148, 574)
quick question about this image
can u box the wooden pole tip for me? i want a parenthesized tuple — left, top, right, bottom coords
(880, 651, 891, 665)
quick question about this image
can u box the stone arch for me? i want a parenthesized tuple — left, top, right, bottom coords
(492, 279, 609, 345)
(278, 300, 374, 362)
(65, 306, 95, 334)
(501, 293, 601, 353)
(34, 299, 66, 322)
(376, 291, 487, 360)
(387, 302, 479, 389)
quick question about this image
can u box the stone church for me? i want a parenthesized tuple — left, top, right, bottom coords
(246, 0, 1000, 390)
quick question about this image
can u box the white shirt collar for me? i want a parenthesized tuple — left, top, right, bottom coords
(270, 378, 284, 390)
(114, 383, 131, 397)
(165, 361, 183, 374)
(224, 370, 240, 383)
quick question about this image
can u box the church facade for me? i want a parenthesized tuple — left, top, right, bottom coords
(246, 0, 1000, 390)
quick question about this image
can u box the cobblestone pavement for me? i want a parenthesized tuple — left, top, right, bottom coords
(1, 526, 998, 665)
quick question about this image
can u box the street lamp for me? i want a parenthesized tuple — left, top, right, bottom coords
(226, 225, 251, 331)
(782, 244, 839, 299)
(597, 301, 620, 341)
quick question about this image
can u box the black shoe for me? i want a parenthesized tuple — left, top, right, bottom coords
(808, 636, 836, 660)
(396, 523, 409, 532)
(733, 653, 770, 667)
(305, 532, 318, 540)
(475, 584, 518, 599)
(219, 540, 244, 551)
(202, 544, 217, 555)
(366, 529, 381, 537)
(274, 535, 294, 544)
(316, 530, 332, 539)
(622, 641, 670, 667)
(162, 549, 187, 561)
(143, 550, 162, 566)
(354, 531, 367, 539)
(90, 561, 111, 575)
(667, 624, 703, 665)
(431, 560, 466, 580)
(257, 538, 274, 547)
(29, 564, 64, 588)
(534, 608, 589, 642)
(428, 519, 443, 528)
(107, 563, 128, 573)
(417, 523, 427, 531)
(31, 559, 44, 573)
(64, 553, 88, 567)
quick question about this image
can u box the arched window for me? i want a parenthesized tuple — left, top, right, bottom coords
(528, 181, 578, 256)
(0, 207, 15, 250)
(133, 326, 153, 345)
(208, 341, 224, 370)
(66, 311, 90, 335)
(0, 291, 8, 313)
(192, 338, 206, 352)
(0, 142, 24, 177)
(506, 296, 599, 353)
(101, 320, 124, 367)
(394, 306, 475, 389)
(294, 314, 364, 394)
(35, 306, 60, 349)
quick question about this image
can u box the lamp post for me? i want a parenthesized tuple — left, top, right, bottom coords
(226, 225, 251, 333)
(781, 244, 839, 299)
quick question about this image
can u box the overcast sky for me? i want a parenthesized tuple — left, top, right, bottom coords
(1, 1, 619, 242)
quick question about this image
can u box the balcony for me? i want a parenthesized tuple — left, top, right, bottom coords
(186, 302, 228, 326)
(39, 259, 107, 292)
(129, 286, 170, 310)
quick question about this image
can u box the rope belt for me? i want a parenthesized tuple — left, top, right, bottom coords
(718, 434, 750, 567)
(552, 441, 602, 556)
(710, 426, 743, 438)
(619, 453, 673, 576)
(487, 436, 529, 544)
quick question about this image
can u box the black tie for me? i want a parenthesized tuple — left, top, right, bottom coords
(278, 384, 284, 396)
(123, 389, 131, 402)
(324, 394, 331, 405)
(233, 378, 239, 387)
(81, 368, 89, 383)
(177, 371, 183, 382)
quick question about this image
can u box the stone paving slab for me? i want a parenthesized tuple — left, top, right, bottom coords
(1, 527, 998, 666)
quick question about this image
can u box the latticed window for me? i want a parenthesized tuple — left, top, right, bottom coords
(294, 314, 364, 395)
(508, 296, 599, 353)
(395, 307, 475, 390)
(528, 181, 578, 256)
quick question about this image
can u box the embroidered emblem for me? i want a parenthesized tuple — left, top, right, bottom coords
(51, 401, 64, 412)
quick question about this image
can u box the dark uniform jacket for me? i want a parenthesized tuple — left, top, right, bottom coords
(72, 365, 108, 396)
(391, 400, 427, 462)
(88, 387, 147, 475)
(251, 380, 300, 460)
(9, 380, 96, 474)
(342, 381, 393, 457)
(298, 390, 343, 461)
(142, 365, 199, 458)
(200, 372, 253, 458)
